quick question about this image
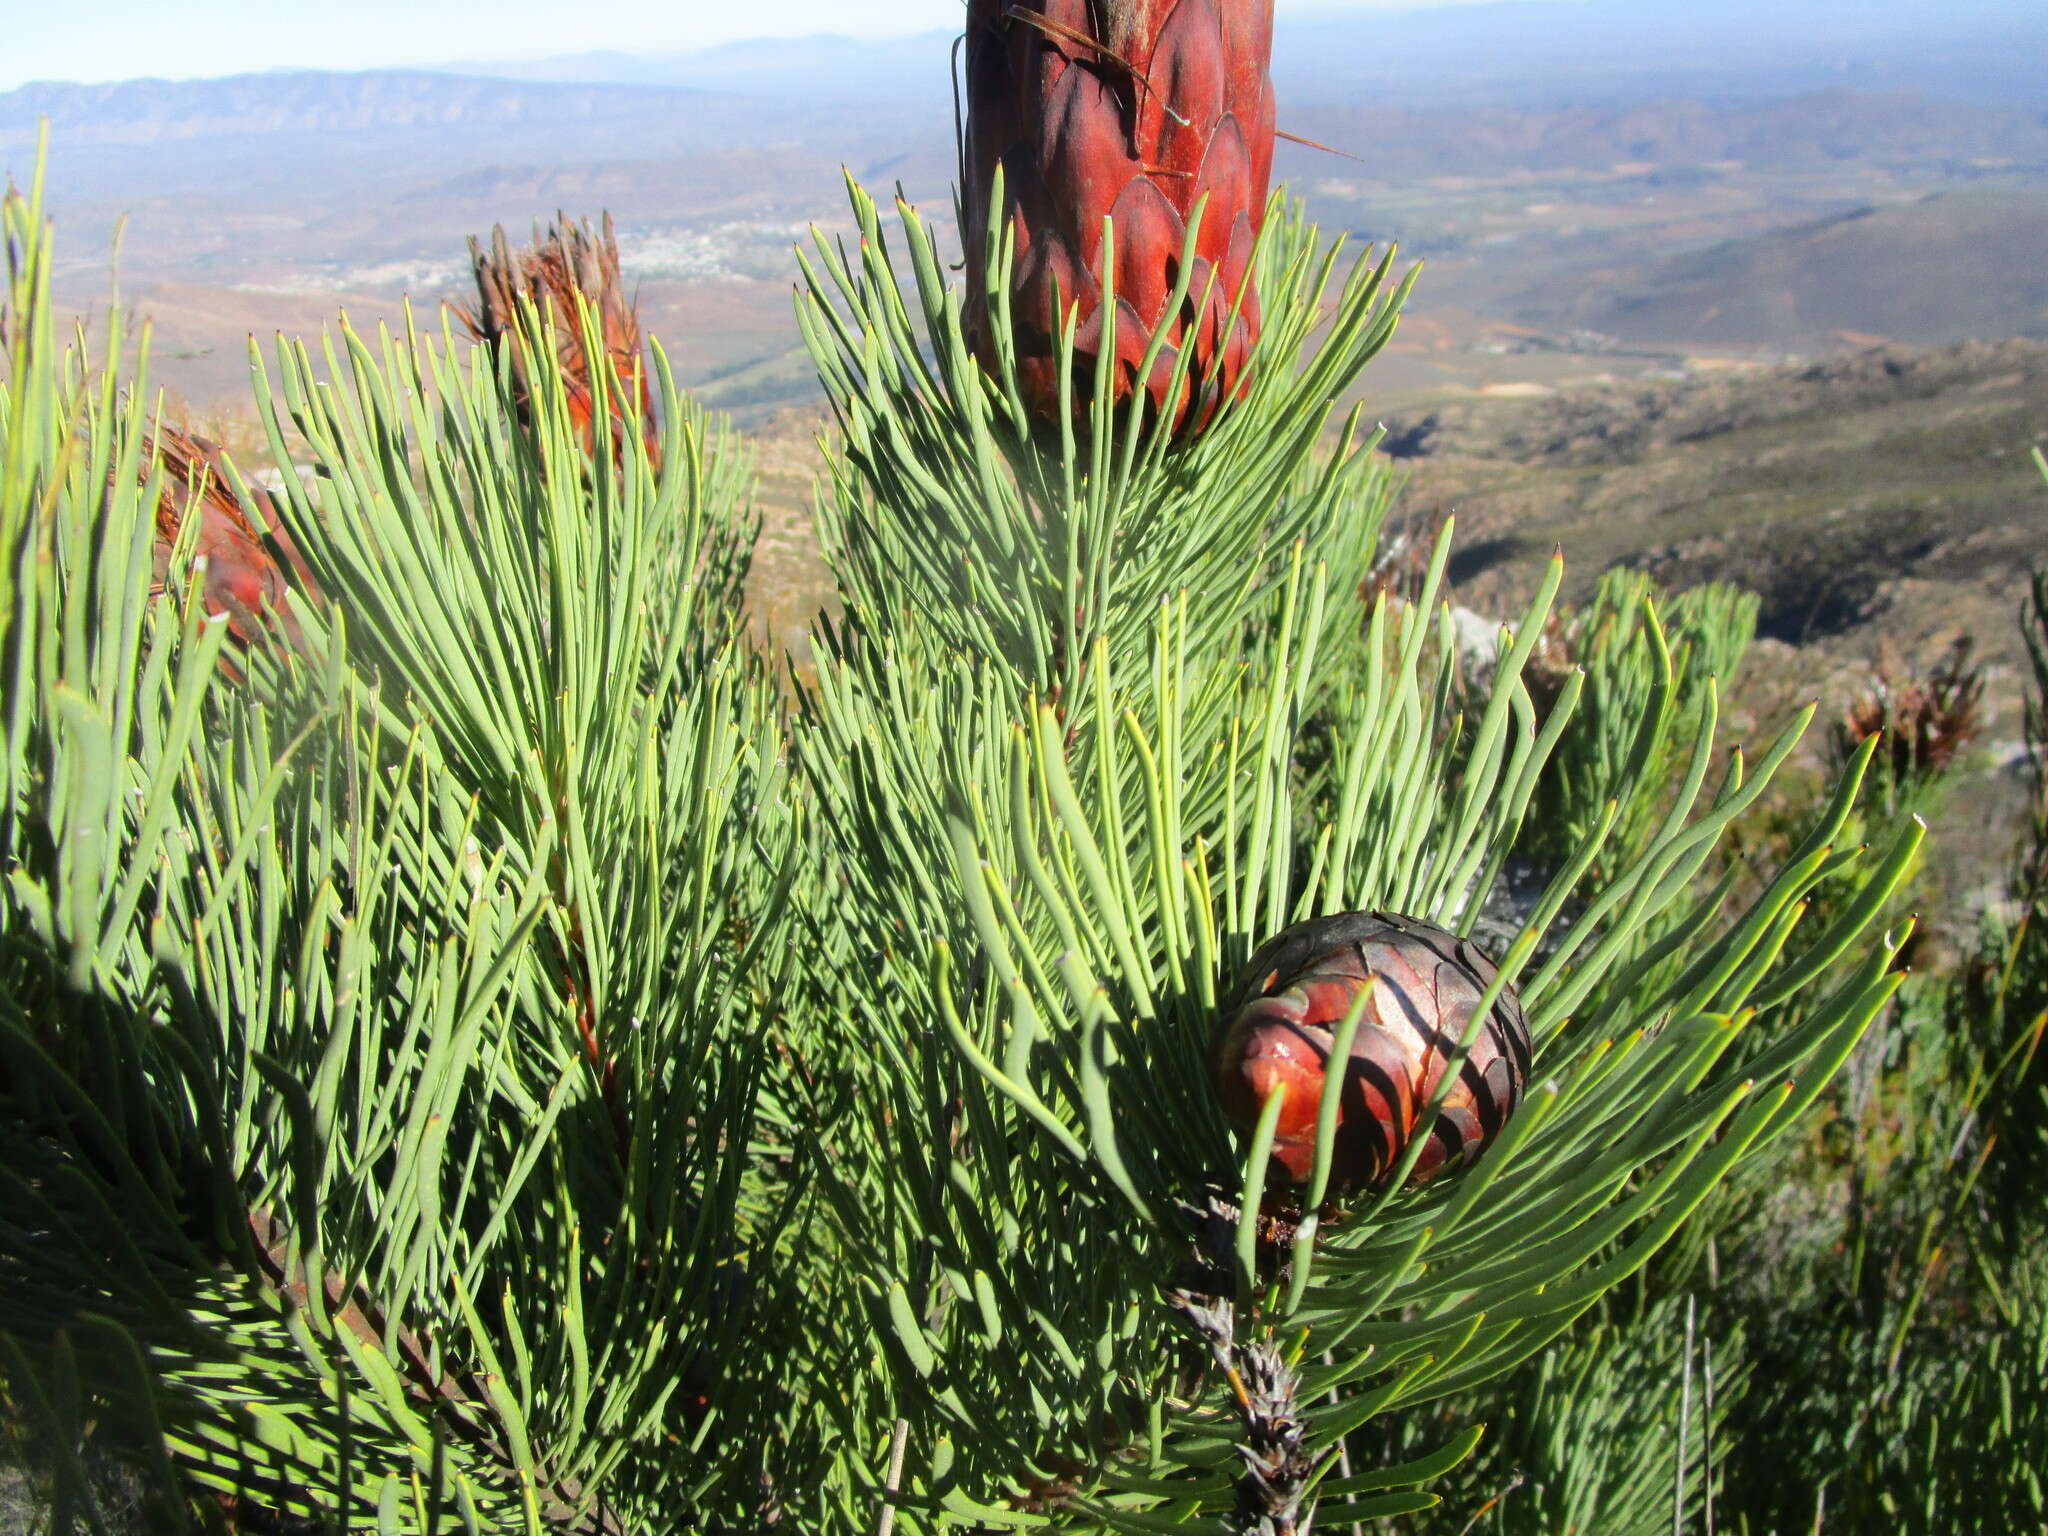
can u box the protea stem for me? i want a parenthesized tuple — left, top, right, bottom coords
(1170, 1193, 1331, 1534)
(1168, 1283, 1328, 1535)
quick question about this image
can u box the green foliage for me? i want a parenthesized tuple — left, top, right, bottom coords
(1379, 451, 2048, 1536)
(1857, 1248, 2048, 1530)
(0, 137, 1929, 1535)
(1975, 554, 2048, 1220)
(797, 176, 1407, 711)
(1514, 567, 1760, 879)
(2, 143, 799, 1530)
(790, 180, 1910, 1529)
(1393, 1294, 1745, 1536)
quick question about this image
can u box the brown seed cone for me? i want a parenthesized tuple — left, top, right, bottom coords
(456, 212, 660, 470)
(1208, 910, 1531, 1193)
(145, 427, 316, 658)
(959, 0, 1276, 433)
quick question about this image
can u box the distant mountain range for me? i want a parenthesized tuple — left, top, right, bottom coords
(1269, 0, 2048, 108)
(434, 32, 957, 108)
(429, 0, 2048, 110)
(5, 0, 2044, 205)
(0, 70, 931, 203)
(8, 66, 2046, 212)
(1283, 90, 2048, 181)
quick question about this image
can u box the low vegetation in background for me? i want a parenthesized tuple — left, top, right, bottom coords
(2, 94, 2046, 1536)
(1357, 472, 2048, 1532)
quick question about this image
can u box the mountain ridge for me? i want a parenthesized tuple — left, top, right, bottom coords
(1373, 337, 2048, 653)
(1513, 191, 2048, 347)
(0, 70, 741, 144)
(11, 70, 2045, 204)
(0, 68, 931, 202)
(1283, 89, 2048, 180)
(424, 0, 2048, 110)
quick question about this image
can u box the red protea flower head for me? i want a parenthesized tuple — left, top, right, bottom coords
(146, 426, 315, 656)
(1209, 911, 1531, 1192)
(960, 0, 1277, 433)
(457, 212, 660, 469)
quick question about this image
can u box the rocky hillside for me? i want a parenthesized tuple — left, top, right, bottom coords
(1512, 193, 2048, 348)
(1379, 339, 2048, 659)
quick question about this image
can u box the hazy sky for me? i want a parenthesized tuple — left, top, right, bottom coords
(4, 0, 1550, 91)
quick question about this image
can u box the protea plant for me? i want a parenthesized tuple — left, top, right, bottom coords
(456, 211, 660, 467)
(959, 0, 1277, 430)
(797, 111, 1916, 1522)
(1835, 635, 1986, 791)
(0, 41, 1929, 1534)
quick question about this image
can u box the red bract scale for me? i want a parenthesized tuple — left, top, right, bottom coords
(1208, 911, 1531, 1192)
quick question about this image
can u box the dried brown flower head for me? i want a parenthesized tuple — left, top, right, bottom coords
(456, 213, 659, 469)
(1836, 635, 1986, 784)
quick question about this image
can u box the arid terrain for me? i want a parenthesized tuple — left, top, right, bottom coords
(20, 92, 2048, 420)
(6, 0, 2045, 421)
(1381, 339, 2048, 651)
